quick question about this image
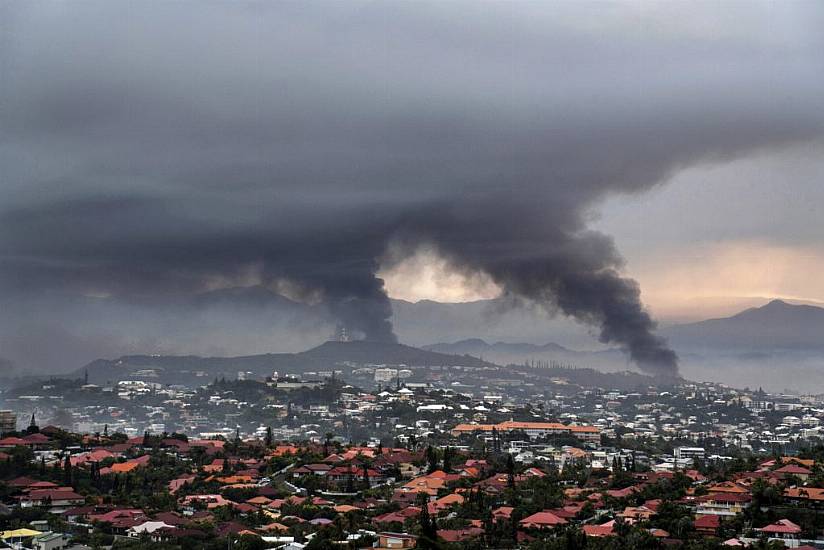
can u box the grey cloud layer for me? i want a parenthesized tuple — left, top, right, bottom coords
(1, 1, 823, 375)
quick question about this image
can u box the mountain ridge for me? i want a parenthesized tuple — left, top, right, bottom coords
(424, 338, 576, 355)
(70, 340, 498, 385)
(663, 299, 824, 351)
(9, 290, 824, 384)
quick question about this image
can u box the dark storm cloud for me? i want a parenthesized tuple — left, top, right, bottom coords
(1, 1, 823, 375)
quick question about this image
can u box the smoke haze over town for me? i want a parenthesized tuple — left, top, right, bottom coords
(8, 6, 824, 550)
(1, 2, 824, 385)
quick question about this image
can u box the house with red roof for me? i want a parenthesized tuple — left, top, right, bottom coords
(202, 458, 225, 473)
(21, 433, 52, 448)
(326, 465, 384, 486)
(19, 488, 85, 508)
(181, 494, 233, 510)
(89, 508, 147, 524)
(427, 492, 464, 515)
(108, 442, 137, 454)
(187, 440, 224, 457)
(519, 511, 568, 529)
(100, 454, 151, 475)
(398, 472, 448, 496)
(706, 481, 748, 494)
(619, 505, 655, 524)
(605, 486, 639, 499)
(491, 506, 514, 523)
(390, 489, 420, 506)
(643, 499, 662, 512)
(152, 511, 190, 527)
(694, 514, 721, 536)
(686, 469, 706, 481)
(458, 466, 481, 478)
(232, 502, 259, 514)
(582, 520, 615, 538)
(373, 506, 421, 526)
(0, 436, 28, 448)
(774, 463, 812, 481)
(168, 475, 195, 494)
(291, 463, 332, 477)
(71, 449, 117, 466)
(785, 486, 824, 503)
(260, 521, 289, 533)
(160, 438, 191, 454)
(25, 481, 60, 491)
(6, 476, 38, 488)
(759, 519, 802, 544)
(437, 527, 484, 543)
(245, 496, 272, 507)
(267, 445, 298, 457)
(760, 457, 815, 470)
(64, 505, 98, 523)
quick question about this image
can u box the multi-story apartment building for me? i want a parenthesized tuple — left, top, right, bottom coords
(0, 410, 17, 434)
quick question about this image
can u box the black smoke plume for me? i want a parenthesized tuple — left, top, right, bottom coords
(1, 2, 823, 375)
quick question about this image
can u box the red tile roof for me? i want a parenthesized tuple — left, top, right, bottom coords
(21, 489, 84, 502)
(437, 527, 484, 542)
(520, 511, 568, 528)
(694, 515, 720, 530)
(582, 520, 615, 537)
(761, 519, 802, 534)
(775, 464, 812, 475)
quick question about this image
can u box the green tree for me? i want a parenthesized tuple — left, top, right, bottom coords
(63, 453, 73, 485)
(442, 446, 454, 473)
(417, 494, 439, 549)
(426, 446, 439, 474)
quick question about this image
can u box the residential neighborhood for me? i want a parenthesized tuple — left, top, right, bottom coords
(3, 360, 824, 549)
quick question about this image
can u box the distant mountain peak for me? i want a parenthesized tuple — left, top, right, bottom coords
(299, 339, 497, 367)
(734, 298, 822, 319)
(452, 338, 490, 346)
(664, 297, 824, 352)
(423, 339, 577, 359)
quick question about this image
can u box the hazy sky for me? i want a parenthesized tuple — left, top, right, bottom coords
(1, 1, 824, 373)
(384, 143, 824, 321)
(595, 145, 824, 320)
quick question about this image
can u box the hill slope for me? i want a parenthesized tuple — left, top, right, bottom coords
(423, 338, 587, 365)
(73, 340, 498, 385)
(424, 339, 573, 356)
(663, 299, 824, 351)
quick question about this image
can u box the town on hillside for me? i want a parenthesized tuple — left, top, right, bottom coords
(2, 362, 824, 549)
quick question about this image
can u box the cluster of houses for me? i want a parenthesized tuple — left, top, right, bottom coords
(1, 417, 824, 549)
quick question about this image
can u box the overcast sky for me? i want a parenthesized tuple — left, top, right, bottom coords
(1, 1, 823, 372)
(385, 151, 824, 322)
(391, 142, 824, 321)
(593, 145, 824, 320)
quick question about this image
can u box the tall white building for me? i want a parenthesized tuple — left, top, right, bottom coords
(674, 446, 706, 463)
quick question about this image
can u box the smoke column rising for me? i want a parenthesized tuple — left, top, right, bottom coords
(1, 2, 824, 375)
